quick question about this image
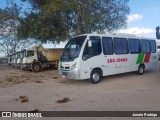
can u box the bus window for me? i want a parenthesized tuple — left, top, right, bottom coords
(102, 37, 114, 55)
(150, 40, 156, 53)
(141, 40, 151, 53)
(128, 39, 140, 54)
(114, 38, 128, 54)
(82, 36, 101, 61)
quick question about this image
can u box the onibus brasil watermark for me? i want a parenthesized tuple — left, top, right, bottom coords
(1, 111, 160, 117)
(2, 112, 42, 118)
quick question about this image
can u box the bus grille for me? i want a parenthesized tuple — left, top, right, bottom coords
(60, 67, 70, 75)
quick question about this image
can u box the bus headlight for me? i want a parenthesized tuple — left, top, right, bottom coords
(71, 62, 77, 69)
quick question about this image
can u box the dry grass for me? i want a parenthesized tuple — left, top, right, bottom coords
(0, 65, 58, 88)
(19, 96, 29, 103)
(56, 97, 71, 104)
(36, 80, 43, 83)
(52, 77, 58, 79)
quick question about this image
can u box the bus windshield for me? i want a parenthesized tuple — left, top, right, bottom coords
(60, 36, 87, 62)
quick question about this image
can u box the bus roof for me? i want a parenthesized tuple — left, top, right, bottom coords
(78, 33, 155, 40)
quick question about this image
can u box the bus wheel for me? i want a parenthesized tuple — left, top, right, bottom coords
(138, 65, 144, 75)
(32, 63, 41, 72)
(90, 70, 101, 84)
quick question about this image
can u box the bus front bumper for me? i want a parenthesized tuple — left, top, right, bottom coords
(58, 68, 80, 80)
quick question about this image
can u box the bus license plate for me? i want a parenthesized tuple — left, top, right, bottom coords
(62, 75, 66, 79)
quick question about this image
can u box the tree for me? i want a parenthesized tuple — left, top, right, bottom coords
(0, 0, 37, 56)
(18, 0, 130, 42)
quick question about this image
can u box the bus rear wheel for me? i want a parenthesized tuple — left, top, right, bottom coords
(90, 70, 101, 84)
(138, 65, 144, 75)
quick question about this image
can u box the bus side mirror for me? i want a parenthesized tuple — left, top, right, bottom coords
(88, 40, 92, 47)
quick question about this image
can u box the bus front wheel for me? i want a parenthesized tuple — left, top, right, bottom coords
(90, 70, 101, 84)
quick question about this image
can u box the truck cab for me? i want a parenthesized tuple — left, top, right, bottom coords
(17, 50, 26, 69)
(12, 53, 17, 67)
(22, 48, 37, 71)
(7, 55, 12, 66)
(10, 54, 14, 67)
(14, 52, 21, 68)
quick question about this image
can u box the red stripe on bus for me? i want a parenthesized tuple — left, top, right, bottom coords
(144, 53, 151, 63)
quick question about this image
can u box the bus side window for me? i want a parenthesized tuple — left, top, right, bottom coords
(114, 38, 128, 54)
(102, 37, 114, 55)
(128, 39, 140, 54)
(141, 39, 151, 53)
(150, 40, 156, 53)
(82, 36, 101, 61)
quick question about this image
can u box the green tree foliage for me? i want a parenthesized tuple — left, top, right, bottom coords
(18, 0, 130, 42)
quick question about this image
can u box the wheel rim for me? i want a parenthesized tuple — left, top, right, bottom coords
(92, 72, 100, 82)
(139, 67, 143, 73)
(34, 65, 40, 71)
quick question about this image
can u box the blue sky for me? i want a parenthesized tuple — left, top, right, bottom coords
(0, 0, 160, 56)
(120, 0, 160, 38)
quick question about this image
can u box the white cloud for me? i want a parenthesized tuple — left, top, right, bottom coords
(118, 27, 154, 35)
(127, 14, 143, 23)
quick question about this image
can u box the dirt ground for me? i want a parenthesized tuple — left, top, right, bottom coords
(0, 64, 160, 119)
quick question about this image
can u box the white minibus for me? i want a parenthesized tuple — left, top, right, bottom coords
(58, 34, 158, 84)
